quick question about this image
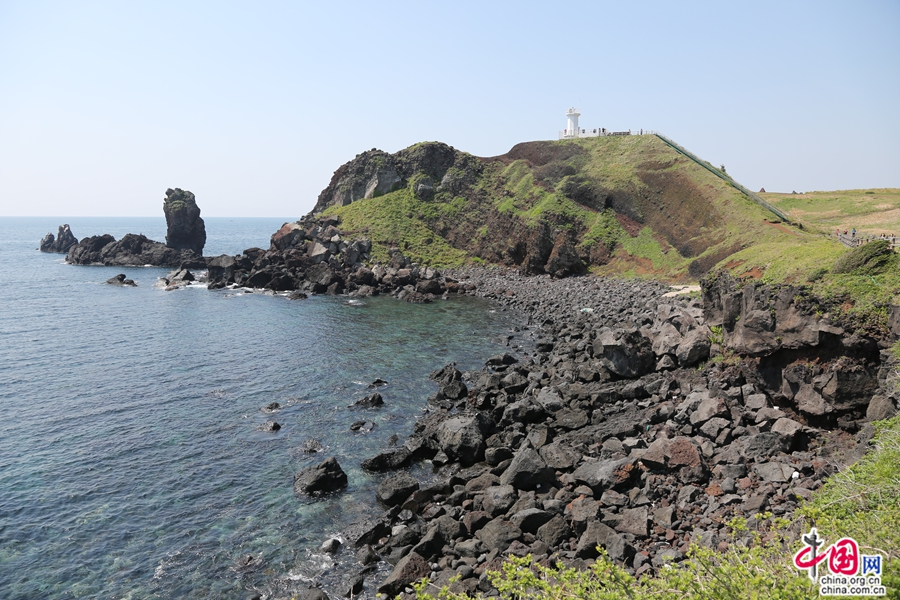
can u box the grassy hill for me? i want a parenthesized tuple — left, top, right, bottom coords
(311, 137, 900, 320)
(316, 135, 820, 282)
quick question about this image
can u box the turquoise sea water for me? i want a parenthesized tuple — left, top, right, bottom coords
(0, 218, 516, 599)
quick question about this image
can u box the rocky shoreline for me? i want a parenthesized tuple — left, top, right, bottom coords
(269, 267, 898, 599)
(42, 203, 898, 599)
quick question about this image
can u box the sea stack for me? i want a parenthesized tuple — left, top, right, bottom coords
(163, 188, 206, 255)
(40, 224, 78, 253)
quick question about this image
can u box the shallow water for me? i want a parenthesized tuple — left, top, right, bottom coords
(0, 218, 517, 599)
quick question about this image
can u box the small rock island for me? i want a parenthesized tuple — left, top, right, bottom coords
(39, 224, 79, 254)
(57, 188, 206, 267)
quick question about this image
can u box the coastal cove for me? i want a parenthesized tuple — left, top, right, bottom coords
(0, 218, 521, 599)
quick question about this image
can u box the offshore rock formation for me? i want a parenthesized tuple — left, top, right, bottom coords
(163, 188, 206, 254)
(61, 188, 205, 267)
(39, 224, 78, 253)
(105, 273, 137, 286)
(66, 233, 204, 268)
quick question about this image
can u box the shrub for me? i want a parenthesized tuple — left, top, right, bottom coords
(805, 267, 828, 282)
(411, 524, 818, 599)
(832, 240, 896, 275)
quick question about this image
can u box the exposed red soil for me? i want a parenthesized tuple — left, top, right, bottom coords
(615, 212, 642, 237)
(765, 220, 803, 237)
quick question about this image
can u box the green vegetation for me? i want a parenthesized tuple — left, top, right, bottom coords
(405, 416, 900, 600)
(412, 523, 817, 599)
(322, 187, 470, 267)
(799, 414, 900, 596)
(319, 136, 900, 318)
(581, 210, 627, 253)
(832, 240, 897, 275)
(721, 238, 845, 283)
(616, 227, 691, 275)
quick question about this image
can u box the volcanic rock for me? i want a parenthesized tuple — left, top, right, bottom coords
(353, 393, 384, 408)
(105, 274, 137, 286)
(163, 188, 206, 254)
(378, 551, 430, 598)
(40, 224, 78, 253)
(293, 457, 348, 495)
(376, 473, 419, 506)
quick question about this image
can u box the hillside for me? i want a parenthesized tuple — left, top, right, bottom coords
(311, 135, 826, 282)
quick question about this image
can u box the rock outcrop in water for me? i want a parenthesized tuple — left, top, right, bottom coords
(163, 188, 206, 254)
(293, 457, 348, 495)
(40, 224, 78, 253)
(105, 273, 136, 286)
(66, 233, 204, 268)
(61, 188, 206, 268)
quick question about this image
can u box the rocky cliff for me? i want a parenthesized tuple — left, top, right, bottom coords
(163, 188, 206, 254)
(312, 143, 468, 213)
(702, 271, 898, 428)
(309, 137, 797, 280)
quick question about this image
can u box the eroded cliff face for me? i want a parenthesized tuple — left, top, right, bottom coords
(163, 188, 206, 255)
(307, 137, 776, 280)
(701, 272, 898, 430)
(312, 143, 466, 212)
(310, 142, 596, 277)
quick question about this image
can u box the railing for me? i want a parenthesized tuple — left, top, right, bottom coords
(836, 232, 900, 249)
(653, 133, 790, 223)
(558, 129, 660, 140)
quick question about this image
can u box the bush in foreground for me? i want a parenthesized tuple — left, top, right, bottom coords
(412, 522, 817, 600)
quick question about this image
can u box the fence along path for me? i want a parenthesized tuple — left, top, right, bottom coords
(653, 134, 790, 223)
(836, 231, 900, 249)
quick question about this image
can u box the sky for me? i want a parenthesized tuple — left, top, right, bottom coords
(1, 1, 898, 217)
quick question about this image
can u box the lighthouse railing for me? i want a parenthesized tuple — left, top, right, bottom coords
(558, 129, 659, 140)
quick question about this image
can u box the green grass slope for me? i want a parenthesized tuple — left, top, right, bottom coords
(321, 135, 814, 281)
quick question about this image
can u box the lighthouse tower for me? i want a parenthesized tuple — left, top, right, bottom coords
(565, 107, 581, 138)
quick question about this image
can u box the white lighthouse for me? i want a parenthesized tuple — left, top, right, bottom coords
(558, 108, 618, 140)
(564, 107, 581, 138)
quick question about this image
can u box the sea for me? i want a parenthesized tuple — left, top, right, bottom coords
(0, 217, 520, 599)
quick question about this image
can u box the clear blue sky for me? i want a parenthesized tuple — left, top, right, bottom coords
(1, 1, 898, 217)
